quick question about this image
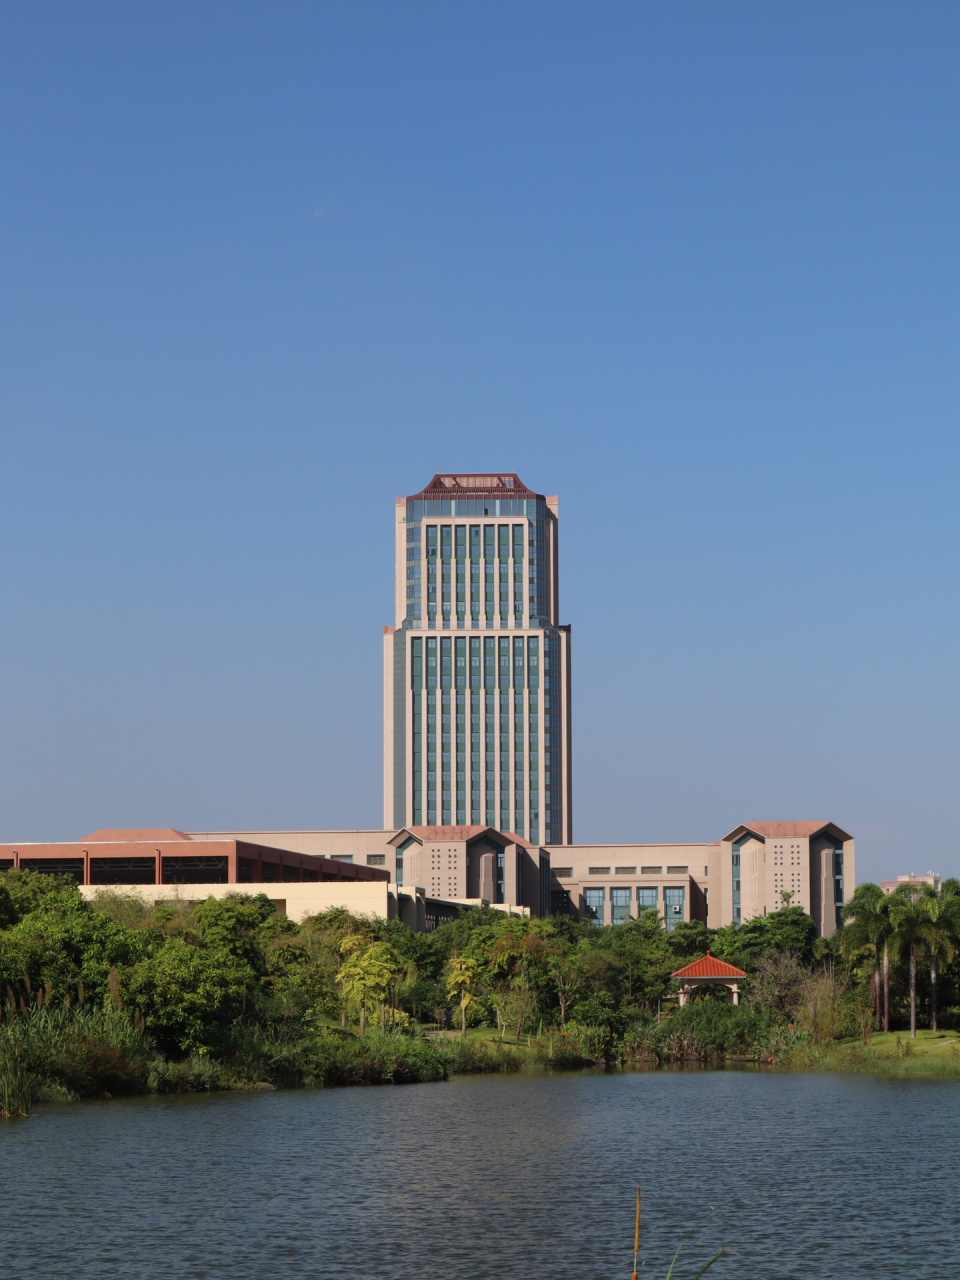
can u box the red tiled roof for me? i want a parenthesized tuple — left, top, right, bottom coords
(671, 952, 747, 979)
(82, 828, 192, 842)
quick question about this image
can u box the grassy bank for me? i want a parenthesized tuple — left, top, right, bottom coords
(0, 1004, 534, 1117)
(5, 1011, 959, 1118)
(787, 1029, 960, 1077)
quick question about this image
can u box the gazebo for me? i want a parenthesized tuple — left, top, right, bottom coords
(671, 951, 748, 1006)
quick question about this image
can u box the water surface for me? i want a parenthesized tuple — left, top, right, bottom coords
(1, 1070, 957, 1279)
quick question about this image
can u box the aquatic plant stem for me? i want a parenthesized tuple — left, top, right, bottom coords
(631, 1185, 640, 1279)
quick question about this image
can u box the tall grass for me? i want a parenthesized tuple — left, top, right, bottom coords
(0, 999, 156, 1115)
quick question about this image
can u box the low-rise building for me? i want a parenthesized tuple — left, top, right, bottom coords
(880, 872, 942, 895)
(0, 829, 397, 924)
(0, 818, 855, 936)
(547, 820, 854, 936)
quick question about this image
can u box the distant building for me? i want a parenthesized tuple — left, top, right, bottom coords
(0, 829, 394, 925)
(547, 820, 854, 937)
(383, 474, 573, 845)
(880, 872, 942, 895)
(201, 818, 853, 936)
(0, 818, 854, 936)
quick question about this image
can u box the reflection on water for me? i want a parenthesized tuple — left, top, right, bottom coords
(1, 1070, 958, 1279)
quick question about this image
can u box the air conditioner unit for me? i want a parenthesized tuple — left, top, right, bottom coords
(672, 905, 681, 914)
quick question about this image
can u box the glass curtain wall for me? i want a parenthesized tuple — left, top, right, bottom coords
(403, 497, 554, 839)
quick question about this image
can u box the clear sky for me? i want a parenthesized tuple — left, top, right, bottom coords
(0, 3, 956, 883)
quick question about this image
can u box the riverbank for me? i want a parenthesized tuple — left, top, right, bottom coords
(786, 1029, 960, 1076)
(8, 1016, 960, 1120)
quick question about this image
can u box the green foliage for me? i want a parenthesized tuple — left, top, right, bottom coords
(624, 1003, 776, 1063)
(712, 906, 818, 968)
(7, 877, 954, 1109)
(0, 868, 79, 928)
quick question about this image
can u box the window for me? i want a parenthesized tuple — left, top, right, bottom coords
(664, 886, 685, 931)
(641, 865, 662, 874)
(584, 887, 605, 926)
(615, 865, 636, 875)
(366, 855, 385, 866)
(330, 855, 354, 864)
(553, 867, 573, 878)
(666, 865, 688, 874)
(588, 866, 610, 875)
(637, 886, 658, 910)
(611, 887, 632, 924)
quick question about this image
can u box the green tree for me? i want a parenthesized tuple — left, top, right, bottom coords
(124, 935, 258, 1054)
(840, 883, 889, 1031)
(887, 885, 930, 1038)
(546, 948, 586, 1027)
(0, 893, 147, 1005)
(917, 884, 960, 1032)
(712, 907, 817, 970)
(339, 939, 401, 1037)
(0, 868, 79, 928)
(445, 955, 480, 1041)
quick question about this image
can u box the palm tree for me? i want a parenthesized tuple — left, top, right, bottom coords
(887, 885, 930, 1038)
(841, 883, 889, 1031)
(339, 939, 401, 1038)
(446, 955, 480, 1042)
(918, 884, 960, 1032)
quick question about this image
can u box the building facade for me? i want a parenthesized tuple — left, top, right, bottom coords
(383, 474, 573, 845)
(0, 818, 854, 936)
(548, 820, 854, 937)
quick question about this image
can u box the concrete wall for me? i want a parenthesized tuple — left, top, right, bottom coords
(547, 842, 719, 928)
(80, 879, 395, 924)
(190, 830, 393, 861)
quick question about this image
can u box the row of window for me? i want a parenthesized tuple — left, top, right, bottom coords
(583, 885, 686, 928)
(406, 497, 543, 519)
(410, 680, 553, 843)
(411, 635, 549, 691)
(580, 864, 689, 876)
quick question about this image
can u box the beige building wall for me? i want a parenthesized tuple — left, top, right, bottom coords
(547, 842, 717, 929)
(549, 822, 854, 936)
(79, 879, 396, 924)
(185, 821, 855, 936)
(190, 829, 392, 861)
(194, 825, 551, 917)
(719, 822, 854, 937)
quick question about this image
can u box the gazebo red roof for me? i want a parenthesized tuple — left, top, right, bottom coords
(671, 952, 747, 980)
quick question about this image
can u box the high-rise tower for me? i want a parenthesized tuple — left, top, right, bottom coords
(384, 473, 572, 844)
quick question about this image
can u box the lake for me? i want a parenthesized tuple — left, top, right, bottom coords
(1, 1069, 958, 1279)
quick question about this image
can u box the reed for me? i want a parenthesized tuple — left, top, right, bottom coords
(0, 1049, 36, 1118)
(629, 1188, 723, 1279)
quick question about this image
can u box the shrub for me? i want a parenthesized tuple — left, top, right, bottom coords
(622, 1003, 775, 1063)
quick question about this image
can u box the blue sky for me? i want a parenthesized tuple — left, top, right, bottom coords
(0, 3, 956, 882)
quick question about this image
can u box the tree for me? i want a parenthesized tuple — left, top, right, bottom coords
(840, 883, 889, 1031)
(547, 949, 586, 1027)
(712, 907, 817, 970)
(887, 886, 929, 1039)
(0, 868, 79, 927)
(338, 939, 401, 1037)
(445, 955, 480, 1041)
(917, 884, 960, 1032)
(749, 952, 805, 1021)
